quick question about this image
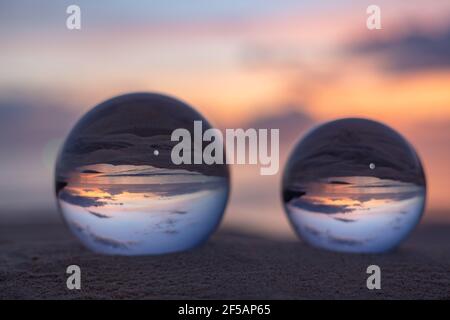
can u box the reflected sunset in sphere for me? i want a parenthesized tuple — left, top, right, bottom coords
(282, 118, 426, 253)
(55, 93, 229, 255)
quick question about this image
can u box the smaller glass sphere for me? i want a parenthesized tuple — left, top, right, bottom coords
(282, 118, 426, 253)
(55, 93, 229, 255)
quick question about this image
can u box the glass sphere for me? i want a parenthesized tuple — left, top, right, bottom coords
(55, 93, 229, 255)
(282, 118, 426, 253)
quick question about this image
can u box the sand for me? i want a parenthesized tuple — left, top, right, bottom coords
(1, 218, 450, 299)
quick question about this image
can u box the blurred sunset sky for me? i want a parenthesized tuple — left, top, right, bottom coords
(1, 1, 449, 230)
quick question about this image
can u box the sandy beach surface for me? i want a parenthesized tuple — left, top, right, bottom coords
(1, 215, 450, 300)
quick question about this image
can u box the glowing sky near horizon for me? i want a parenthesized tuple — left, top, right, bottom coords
(1, 0, 449, 123)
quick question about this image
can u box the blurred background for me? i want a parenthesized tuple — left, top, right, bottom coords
(1, 0, 449, 238)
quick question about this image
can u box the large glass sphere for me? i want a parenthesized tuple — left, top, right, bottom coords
(282, 118, 426, 253)
(55, 93, 229, 255)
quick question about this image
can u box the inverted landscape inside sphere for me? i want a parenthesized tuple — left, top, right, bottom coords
(56, 93, 227, 184)
(55, 93, 229, 255)
(283, 118, 426, 253)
